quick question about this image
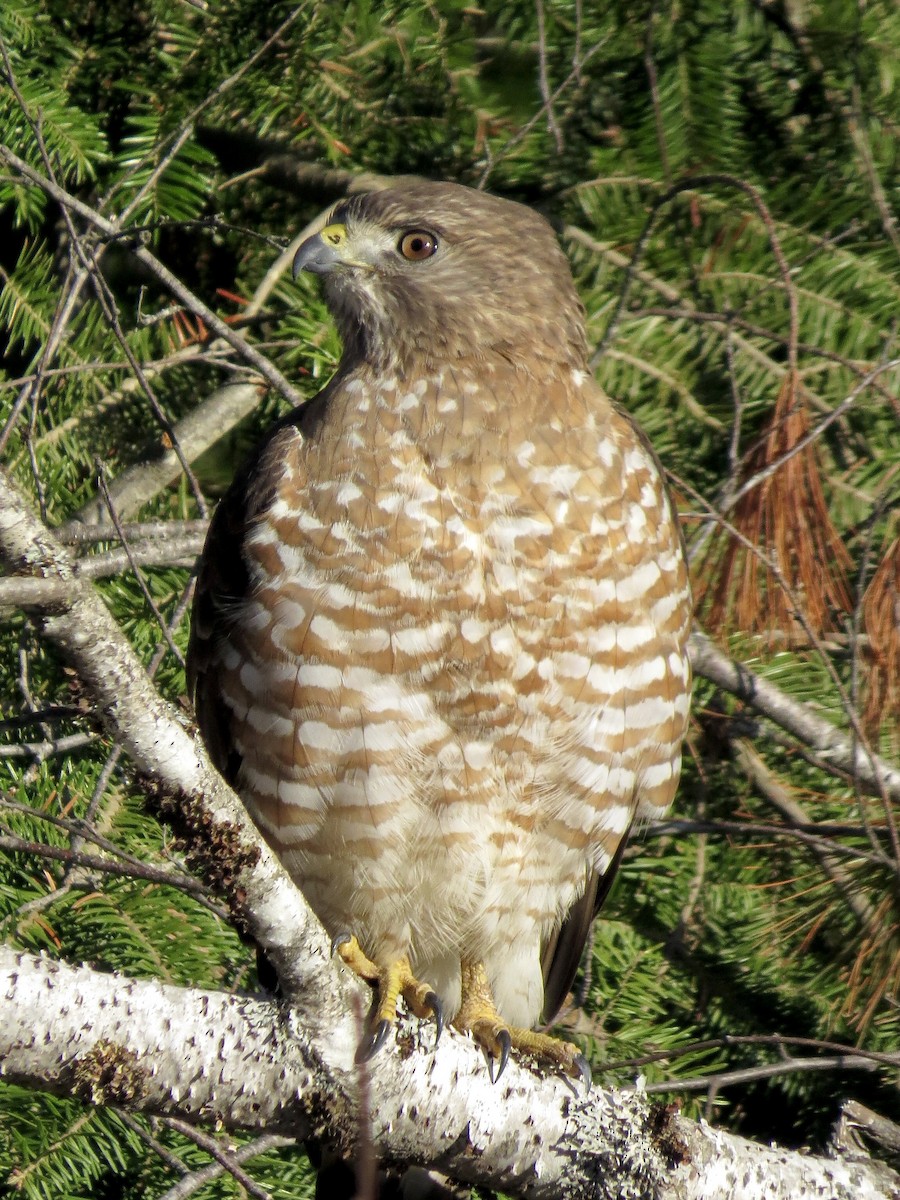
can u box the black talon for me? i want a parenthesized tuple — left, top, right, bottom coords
(425, 991, 444, 1046)
(493, 1028, 511, 1082)
(574, 1053, 592, 1094)
(357, 1018, 391, 1063)
(330, 931, 352, 956)
(485, 1047, 497, 1084)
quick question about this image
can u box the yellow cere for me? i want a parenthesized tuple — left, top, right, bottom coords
(320, 223, 347, 247)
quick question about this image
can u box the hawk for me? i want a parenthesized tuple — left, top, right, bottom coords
(187, 181, 692, 1080)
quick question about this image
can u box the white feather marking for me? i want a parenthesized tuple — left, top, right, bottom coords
(296, 662, 342, 691)
(460, 617, 490, 643)
(615, 560, 662, 603)
(245, 707, 294, 737)
(586, 654, 666, 694)
(309, 612, 389, 653)
(639, 760, 674, 788)
(296, 720, 343, 752)
(462, 741, 492, 769)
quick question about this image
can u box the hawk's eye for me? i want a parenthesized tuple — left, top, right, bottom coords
(398, 230, 438, 261)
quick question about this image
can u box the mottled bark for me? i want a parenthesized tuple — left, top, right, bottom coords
(2, 948, 898, 1199)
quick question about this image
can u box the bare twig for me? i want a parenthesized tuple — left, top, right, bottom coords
(0, 831, 218, 900)
(628, 304, 899, 407)
(640, 1053, 881, 1109)
(688, 630, 900, 802)
(0, 532, 206, 607)
(648, 818, 897, 872)
(718, 358, 900, 518)
(161, 1118, 274, 1200)
(535, 0, 564, 153)
(0, 41, 95, 456)
(643, 0, 671, 184)
(603, 1031, 900, 1076)
(108, 4, 312, 224)
(154, 1133, 296, 1200)
(96, 469, 185, 666)
(59, 520, 209, 545)
(733, 739, 883, 922)
(477, 37, 609, 187)
(589, 174, 800, 369)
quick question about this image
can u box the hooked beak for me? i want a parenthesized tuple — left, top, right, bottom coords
(292, 222, 350, 278)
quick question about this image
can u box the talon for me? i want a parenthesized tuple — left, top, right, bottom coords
(426, 990, 444, 1046)
(494, 1027, 511, 1082)
(486, 1046, 498, 1084)
(454, 958, 587, 1082)
(334, 943, 440, 1060)
(330, 931, 351, 956)
(357, 1018, 391, 1063)
(574, 1053, 592, 1093)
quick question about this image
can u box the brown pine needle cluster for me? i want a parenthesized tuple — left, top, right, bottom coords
(842, 891, 900, 1034)
(697, 376, 853, 644)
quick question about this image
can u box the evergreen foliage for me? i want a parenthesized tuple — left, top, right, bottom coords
(0, 0, 898, 1195)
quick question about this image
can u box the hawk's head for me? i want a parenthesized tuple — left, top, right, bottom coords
(293, 181, 588, 374)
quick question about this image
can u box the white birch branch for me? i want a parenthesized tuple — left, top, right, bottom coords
(71, 381, 265, 527)
(2, 946, 897, 1200)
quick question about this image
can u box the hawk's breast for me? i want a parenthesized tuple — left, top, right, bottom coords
(208, 361, 691, 972)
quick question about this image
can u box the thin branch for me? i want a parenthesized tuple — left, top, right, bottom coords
(0, 732, 96, 760)
(630, 304, 899, 408)
(565, 226, 804, 391)
(589, 174, 800, 369)
(733, 739, 885, 918)
(0, 40, 95, 456)
(640, 1052, 880, 1096)
(601, 1031, 900, 1076)
(476, 36, 609, 187)
(154, 1133, 296, 1200)
(58, 520, 210, 545)
(106, 4, 312, 224)
(643, 0, 671, 184)
(718, 358, 900, 518)
(96, 468, 185, 667)
(0, 533, 206, 607)
(115, 1111, 192, 1177)
(161, 1118, 273, 1200)
(0, 796, 215, 892)
(687, 630, 900, 802)
(649, 819, 897, 872)
(0, 832, 218, 899)
(535, 0, 564, 153)
(70, 382, 263, 527)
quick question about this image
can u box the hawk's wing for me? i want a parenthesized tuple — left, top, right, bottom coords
(187, 387, 334, 783)
(539, 830, 630, 1025)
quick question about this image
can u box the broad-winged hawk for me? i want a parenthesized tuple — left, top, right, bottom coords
(187, 181, 692, 1080)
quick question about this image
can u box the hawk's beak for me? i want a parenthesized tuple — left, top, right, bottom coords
(292, 223, 350, 278)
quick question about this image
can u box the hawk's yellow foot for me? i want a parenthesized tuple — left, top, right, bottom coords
(331, 934, 443, 1060)
(454, 959, 591, 1089)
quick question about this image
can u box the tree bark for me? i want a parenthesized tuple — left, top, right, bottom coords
(2, 947, 897, 1200)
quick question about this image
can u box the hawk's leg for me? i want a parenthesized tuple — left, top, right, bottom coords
(332, 934, 443, 1060)
(454, 958, 590, 1087)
